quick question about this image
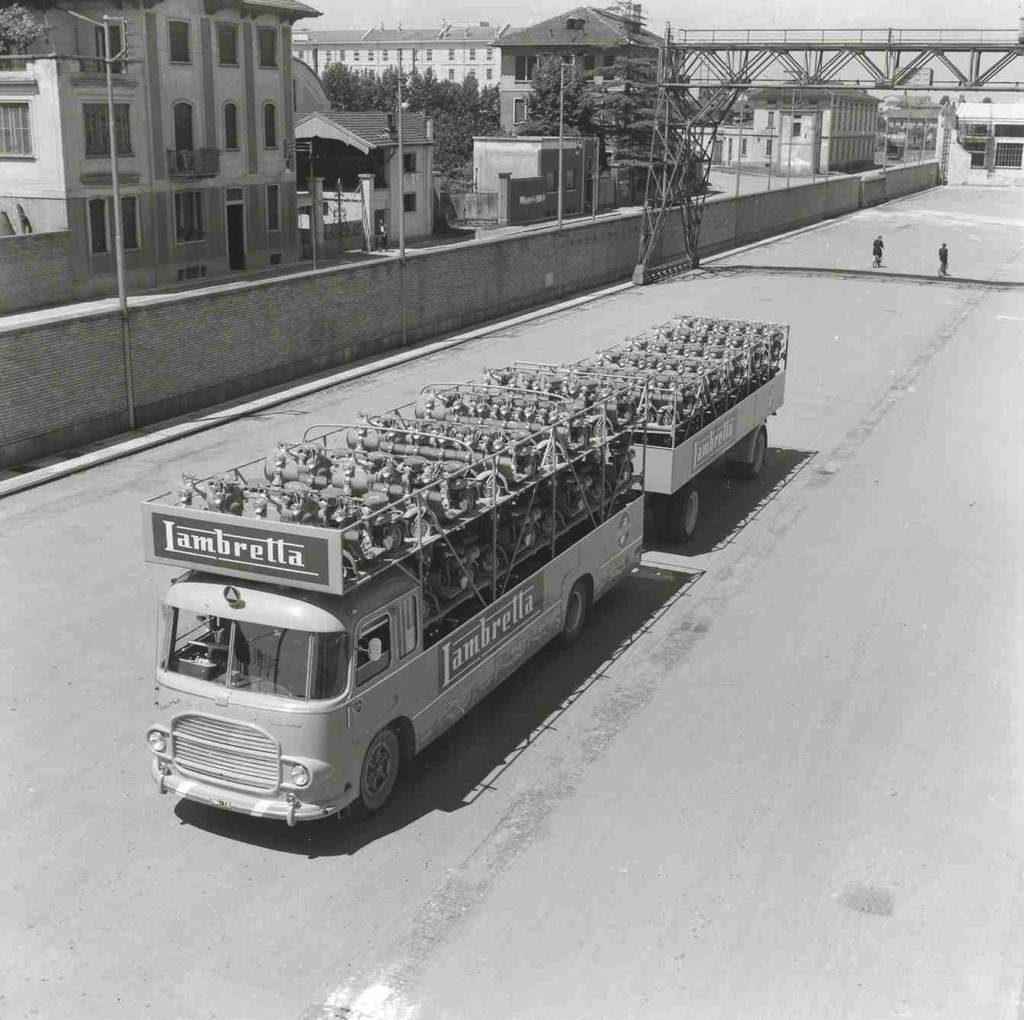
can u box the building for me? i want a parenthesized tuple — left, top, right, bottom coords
(712, 89, 880, 177)
(939, 101, 1024, 184)
(294, 110, 435, 245)
(473, 134, 597, 223)
(496, 5, 660, 132)
(0, 0, 319, 298)
(291, 23, 509, 84)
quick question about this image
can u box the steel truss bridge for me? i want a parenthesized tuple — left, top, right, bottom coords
(634, 27, 1024, 283)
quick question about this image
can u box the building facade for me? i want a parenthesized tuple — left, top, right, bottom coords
(496, 6, 660, 132)
(939, 101, 1024, 184)
(0, 0, 319, 301)
(292, 23, 508, 84)
(711, 89, 879, 177)
(294, 110, 435, 243)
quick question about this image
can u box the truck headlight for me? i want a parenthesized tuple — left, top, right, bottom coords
(147, 729, 167, 753)
(289, 764, 310, 787)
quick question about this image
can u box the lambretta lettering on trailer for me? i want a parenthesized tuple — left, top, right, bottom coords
(438, 578, 544, 692)
(692, 411, 737, 472)
(150, 512, 330, 585)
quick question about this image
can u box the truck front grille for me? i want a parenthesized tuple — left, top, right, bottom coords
(172, 714, 280, 791)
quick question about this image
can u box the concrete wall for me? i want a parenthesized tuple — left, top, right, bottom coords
(0, 232, 76, 315)
(0, 160, 939, 468)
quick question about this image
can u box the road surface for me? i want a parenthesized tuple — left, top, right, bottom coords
(2, 185, 1023, 1020)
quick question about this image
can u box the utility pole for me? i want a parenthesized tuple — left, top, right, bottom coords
(397, 54, 407, 345)
(70, 9, 134, 430)
(786, 88, 795, 188)
(557, 63, 566, 230)
(733, 94, 744, 198)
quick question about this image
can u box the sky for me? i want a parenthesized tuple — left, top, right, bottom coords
(308, 0, 1021, 33)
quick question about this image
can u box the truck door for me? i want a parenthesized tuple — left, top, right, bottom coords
(347, 593, 419, 747)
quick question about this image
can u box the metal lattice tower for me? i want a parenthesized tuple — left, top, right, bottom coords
(634, 26, 1024, 283)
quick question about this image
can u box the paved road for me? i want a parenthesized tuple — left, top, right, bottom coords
(2, 186, 1023, 1020)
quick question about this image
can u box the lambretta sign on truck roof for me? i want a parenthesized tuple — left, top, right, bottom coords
(142, 504, 343, 593)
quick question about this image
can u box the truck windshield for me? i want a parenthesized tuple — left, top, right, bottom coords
(162, 608, 347, 700)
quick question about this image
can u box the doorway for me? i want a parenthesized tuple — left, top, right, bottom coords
(226, 201, 245, 271)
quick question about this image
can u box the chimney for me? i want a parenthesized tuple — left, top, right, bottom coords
(386, 112, 396, 133)
(426, 116, 434, 140)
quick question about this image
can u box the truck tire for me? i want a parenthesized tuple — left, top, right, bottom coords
(739, 426, 768, 480)
(559, 578, 591, 647)
(356, 726, 400, 814)
(668, 484, 700, 544)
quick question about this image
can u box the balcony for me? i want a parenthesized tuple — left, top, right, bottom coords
(167, 148, 220, 179)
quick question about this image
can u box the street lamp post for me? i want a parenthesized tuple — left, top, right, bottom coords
(557, 63, 566, 230)
(69, 9, 134, 429)
(397, 56, 407, 345)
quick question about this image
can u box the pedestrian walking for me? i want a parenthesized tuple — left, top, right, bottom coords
(872, 235, 884, 268)
(377, 219, 388, 252)
(938, 242, 949, 277)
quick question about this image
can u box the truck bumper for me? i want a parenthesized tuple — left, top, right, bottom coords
(151, 759, 350, 825)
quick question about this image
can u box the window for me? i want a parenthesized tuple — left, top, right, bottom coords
(353, 49, 360, 61)
(447, 68, 454, 80)
(403, 151, 416, 173)
(340, 50, 347, 62)
(603, 54, 615, 68)
(513, 97, 527, 124)
(426, 48, 432, 61)
(0, 103, 32, 156)
(566, 167, 577, 188)
(765, 138, 773, 158)
(448, 48, 455, 60)
(545, 170, 555, 190)
(93, 23, 125, 73)
(403, 192, 416, 212)
(963, 140, 986, 168)
(172, 102, 193, 152)
(266, 184, 280, 230)
(740, 138, 748, 157)
(767, 110, 775, 130)
(356, 615, 391, 687)
(258, 27, 277, 67)
(174, 190, 204, 242)
(381, 49, 388, 61)
(486, 48, 492, 60)
(217, 24, 238, 66)
(486, 68, 492, 80)
(224, 102, 239, 149)
(995, 143, 1023, 168)
(120, 195, 139, 249)
(566, 17, 585, 29)
(997, 124, 1024, 138)
(515, 55, 537, 81)
(83, 103, 132, 157)
(583, 54, 595, 71)
(263, 102, 277, 148)
(88, 197, 107, 253)
(791, 117, 802, 138)
(469, 48, 476, 60)
(169, 21, 191, 63)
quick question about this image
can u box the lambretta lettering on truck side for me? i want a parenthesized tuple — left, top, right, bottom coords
(693, 412, 737, 472)
(438, 579, 544, 691)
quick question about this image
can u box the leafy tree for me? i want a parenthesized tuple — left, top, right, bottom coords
(477, 84, 500, 136)
(590, 51, 658, 167)
(0, 3, 43, 54)
(519, 56, 594, 136)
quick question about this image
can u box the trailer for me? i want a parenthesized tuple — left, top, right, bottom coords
(142, 312, 787, 824)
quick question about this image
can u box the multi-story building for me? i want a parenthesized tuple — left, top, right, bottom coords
(0, 0, 319, 299)
(712, 89, 879, 177)
(292, 23, 509, 85)
(939, 101, 1024, 184)
(496, 6, 660, 132)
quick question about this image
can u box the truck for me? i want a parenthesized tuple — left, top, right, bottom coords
(142, 313, 788, 824)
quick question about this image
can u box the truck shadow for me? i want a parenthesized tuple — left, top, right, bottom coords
(173, 564, 700, 855)
(645, 446, 817, 557)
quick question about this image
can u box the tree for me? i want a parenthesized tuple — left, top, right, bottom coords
(0, 3, 43, 55)
(590, 51, 658, 166)
(519, 56, 594, 136)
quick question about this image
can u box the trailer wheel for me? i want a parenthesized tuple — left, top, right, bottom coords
(559, 578, 591, 647)
(356, 727, 400, 814)
(669, 485, 700, 544)
(739, 426, 768, 480)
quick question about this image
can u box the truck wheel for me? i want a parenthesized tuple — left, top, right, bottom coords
(357, 727, 400, 814)
(739, 426, 768, 480)
(559, 578, 591, 647)
(669, 485, 700, 543)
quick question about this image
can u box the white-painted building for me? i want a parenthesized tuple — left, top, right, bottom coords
(292, 22, 509, 85)
(939, 101, 1024, 184)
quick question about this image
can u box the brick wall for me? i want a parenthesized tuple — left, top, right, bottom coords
(0, 232, 76, 316)
(0, 162, 938, 468)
